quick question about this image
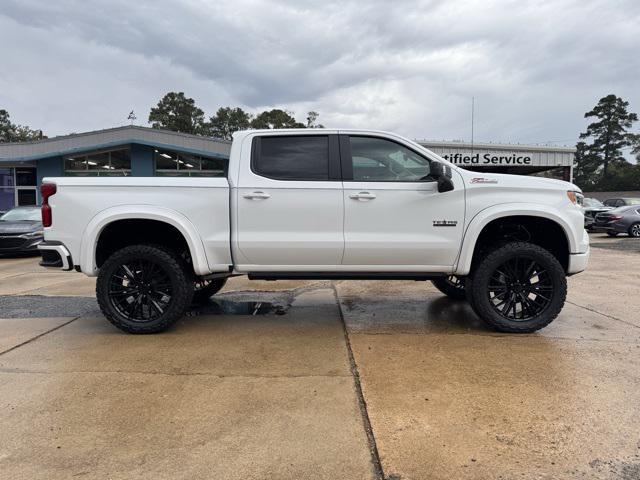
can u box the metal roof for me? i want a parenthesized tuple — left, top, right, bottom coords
(417, 139, 576, 153)
(0, 125, 232, 162)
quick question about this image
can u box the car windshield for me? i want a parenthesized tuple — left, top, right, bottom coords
(0, 208, 41, 222)
(622, 198, 640, 205)
(583, 198, 604, 207)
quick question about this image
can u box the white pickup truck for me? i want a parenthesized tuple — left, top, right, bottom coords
(38, 129, 589, 334)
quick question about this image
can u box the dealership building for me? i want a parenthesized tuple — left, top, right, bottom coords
(0, 125, 575, 212)
(417, 140, 575, 181)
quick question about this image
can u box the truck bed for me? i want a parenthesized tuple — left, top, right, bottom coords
(43, 176, 232, 276)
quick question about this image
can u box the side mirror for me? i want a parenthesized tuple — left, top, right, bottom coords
(430, 161, 444, 179)
(431, 161, 454, 193)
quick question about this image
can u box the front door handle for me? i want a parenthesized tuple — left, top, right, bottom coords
(349, 192, 376, 200)
(243, 191, 271, 200)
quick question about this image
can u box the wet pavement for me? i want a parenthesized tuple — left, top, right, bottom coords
(0, 234, 639, 479)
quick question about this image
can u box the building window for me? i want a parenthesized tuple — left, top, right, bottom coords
(154, 149, 226, 177)
(64, 148, 131, 176)
(0, 167, 37, 212)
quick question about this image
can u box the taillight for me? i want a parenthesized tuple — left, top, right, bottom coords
(41, 182, 57, 227)
(611, 215, 622, 221)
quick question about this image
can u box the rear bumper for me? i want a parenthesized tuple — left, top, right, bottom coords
(38, 241, 73, 271)
(594, 221, 627, 233)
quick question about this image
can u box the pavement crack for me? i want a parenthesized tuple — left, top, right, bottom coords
(566, 300, 640, 330)
(0, 316, 81, 356)
(333, 284, 385, 480)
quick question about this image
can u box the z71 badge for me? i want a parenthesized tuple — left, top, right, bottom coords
(433, 220, 458, 227)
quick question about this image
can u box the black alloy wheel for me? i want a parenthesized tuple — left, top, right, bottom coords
(97, 245, 193, 333)
(486, 257, 553, 321)
(193, 277, 228, 303)
(109, 260, 173, 321)
(431, 275, 467, 300)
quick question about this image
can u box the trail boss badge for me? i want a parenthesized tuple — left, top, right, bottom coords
(471, 177, 498, 184)
(433, 220, 458, 227)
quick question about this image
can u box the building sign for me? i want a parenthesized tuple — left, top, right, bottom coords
(441, 153, 532, 166)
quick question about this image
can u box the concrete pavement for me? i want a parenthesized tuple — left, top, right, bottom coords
(0, 288, 373, 480)
(0, 233, 639, 479)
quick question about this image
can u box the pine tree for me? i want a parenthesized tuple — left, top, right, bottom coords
(579, 94, 637, 177)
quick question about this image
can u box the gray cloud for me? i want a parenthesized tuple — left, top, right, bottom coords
(1, 0, 638, 146)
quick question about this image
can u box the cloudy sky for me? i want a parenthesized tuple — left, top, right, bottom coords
(1, 0, 638, 147)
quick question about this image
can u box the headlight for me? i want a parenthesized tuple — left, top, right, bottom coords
(25, 230, 44, 237)
(567, 191, 584, 206)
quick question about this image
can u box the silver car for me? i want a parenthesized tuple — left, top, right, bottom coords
(594, 205, 640, 237)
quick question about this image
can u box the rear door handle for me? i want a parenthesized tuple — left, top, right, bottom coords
(349, 192, 376, 200)
(243, 191, 271, 200)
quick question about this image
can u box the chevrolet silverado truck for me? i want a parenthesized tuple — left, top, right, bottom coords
(38, 129, 589, 334)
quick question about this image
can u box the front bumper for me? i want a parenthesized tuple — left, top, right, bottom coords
(38, 241, 73, 270)
(567, 248, 589, 275)
(0, 234, 43, 253)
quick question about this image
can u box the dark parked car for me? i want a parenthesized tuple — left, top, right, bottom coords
(594, 205, 640, 237)
(603, 197, 640, 208)
(0, 206, 44, 255)
(582, 197, 612, 231)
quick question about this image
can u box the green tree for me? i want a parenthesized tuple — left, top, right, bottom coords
(207, 107, 252, 140)
(630, 133, 640, 162)
(579, 94, 637, 177)
(0, 109, 44, 143)
(250, 109, 305, 129)
(148, 92, 206, 135)
(573, 141, 601, 190)
(306, 111, 324, 128)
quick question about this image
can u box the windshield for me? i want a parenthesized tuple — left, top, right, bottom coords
(0, 208, 41, 222)
(623, 198, 640, 205)
(583, 198, 604, 208)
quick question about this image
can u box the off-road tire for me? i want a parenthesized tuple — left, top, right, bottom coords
(193, 278, 228, 303)
(467, 242, 567, 333)
(628, 223, 640, 238)
(97, 244, 194, 334)
(431, 276, 467, 300)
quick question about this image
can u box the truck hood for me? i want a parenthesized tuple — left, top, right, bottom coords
(459, 171, 580, 192)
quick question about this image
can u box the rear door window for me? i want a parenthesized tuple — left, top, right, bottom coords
(252, 136, 329, 181)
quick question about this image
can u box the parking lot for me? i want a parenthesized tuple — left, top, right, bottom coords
(1, 234, 639, 480)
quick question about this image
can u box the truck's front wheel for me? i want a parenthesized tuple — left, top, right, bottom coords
(467, 242, 566, 333)
(96, 245, 194, 334)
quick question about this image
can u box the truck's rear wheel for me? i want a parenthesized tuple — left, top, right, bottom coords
(431, 275, 466, 300)
(467, 242, 566, 333)
(96, 245, 193, 334)
(193, 278, 227, 303)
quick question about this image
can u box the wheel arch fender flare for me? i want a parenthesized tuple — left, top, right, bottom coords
(454, 203, 577, 276)
(80, 205, 210, 276)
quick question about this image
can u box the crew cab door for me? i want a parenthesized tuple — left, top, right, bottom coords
(340, 134, 465, 269)
(235, 133, 344, 268)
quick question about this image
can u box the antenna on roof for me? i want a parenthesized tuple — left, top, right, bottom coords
(127, 111, 137, 125)
(471, 97, 475, 153)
